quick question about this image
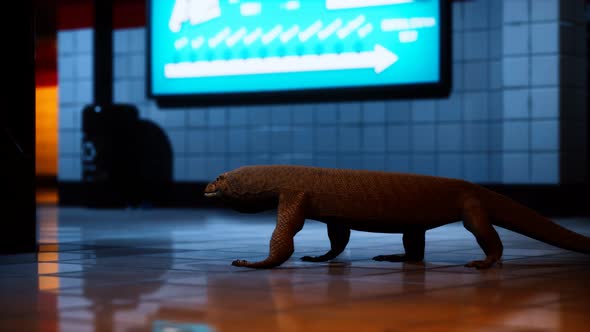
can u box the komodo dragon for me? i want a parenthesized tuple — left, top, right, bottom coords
(203, 165, 590, 269)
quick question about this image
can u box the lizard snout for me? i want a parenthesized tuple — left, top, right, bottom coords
(204, 183, 222, 198)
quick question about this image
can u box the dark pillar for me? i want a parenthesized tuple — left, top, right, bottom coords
(587, 20, 590, 187)
(0, 0, 36, 253)
(94, 0, 113, 105)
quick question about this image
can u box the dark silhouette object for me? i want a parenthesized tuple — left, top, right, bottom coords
(204, 165, 590, 269)
(82, 104, 172, 208)
(2, 128, 36, 253)
(0, 0, 36, 254)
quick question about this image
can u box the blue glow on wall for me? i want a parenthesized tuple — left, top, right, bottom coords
(149, 0, 441, 96)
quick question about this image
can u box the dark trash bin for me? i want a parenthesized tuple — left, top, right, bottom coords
(82, 104, 172, 208)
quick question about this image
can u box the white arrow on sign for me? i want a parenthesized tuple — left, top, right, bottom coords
(164, 44, 398, 78)
(326, 0, 413, 10)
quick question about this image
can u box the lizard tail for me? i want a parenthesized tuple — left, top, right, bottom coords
(480, 187, 590, 254)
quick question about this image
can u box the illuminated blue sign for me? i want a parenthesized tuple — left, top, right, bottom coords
(148, 0, 450, 104)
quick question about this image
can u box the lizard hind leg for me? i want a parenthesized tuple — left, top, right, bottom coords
(373, 230, 425, 262)
(462, 198, 503, 269)
(301, 223, 350, 262)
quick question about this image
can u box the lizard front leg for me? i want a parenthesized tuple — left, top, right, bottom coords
(232, 191, 306, 268)
(373, 230, 425, 262)
(301, 223, 350, 262)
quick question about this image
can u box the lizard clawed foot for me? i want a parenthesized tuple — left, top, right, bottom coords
(232, 259, 250, 267)
(301, 255, 329, 262)
(464, 259, 502, 269)
(373, 254, 409, 262)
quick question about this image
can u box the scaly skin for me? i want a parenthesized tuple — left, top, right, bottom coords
(204, 165, 590, 269)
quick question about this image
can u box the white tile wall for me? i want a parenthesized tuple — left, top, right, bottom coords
(168, 130, 187, 155)
(453, 32, 464, 62)
(503, 121, 530, 151)
(59, 82, 75, 104)
(531, 56, 560, 85)
(531, 120, 559, 151)
(411, 125, 436, 152)
(57, 0, 588, 184)
(362, 155, 386, 171)
(502, 152, 530, 183)
(452, 1, 463, 31)
(531, 23, 559, 53)
(363, 126, 387, 152)
(489, 29, 503, 59)
(437, 94, 462, 121)
(464, 123, 490, 151)
(412, 155, 436, 175)
(292, 104, 315, 124)
(58, 106, 76, 129)
(464, 31, 489, 60)
(75, 54, 93, 79)
(503, 0, 529, 23)
(464, 62, 489, 90)
(503, 89, 530, 119)
(489, 61, 503, 89)
(58, 32, 74, 55)
(503, 57, 530, 87)
(57, 29, 95, 181)
(188, 110, 207, 127)
(113, 29, 129, 54)
(75, 29, 93, 53)
(317, 104, 339, 123)
(387, 125, 410, 152)
(466, 1, 491, 28)
(58, 55, 75, 80)
(437, 153, 463, 178)
(464, 154, 490, 183)
(437, 124, 462, 152)
(503, 25, 529, 55)
(387, 155, 411, 173)
(292, 127, 314, 153)
(463, 92, 489, 121)
(173, 157, 189, 181)
(532, 0, 560, 21)
(531, 153, 559, 184)
(338, 102, 361, 123)
(75, 80, 93, 104)
(362, 102, 386, 123)
(489, 92, 503, 120)
(58, 156, 81, 181)
(411, 100, 436, 122)
(531, 88, 559, 118)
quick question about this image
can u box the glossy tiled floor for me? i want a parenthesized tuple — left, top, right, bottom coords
(1, 206, 589, 332)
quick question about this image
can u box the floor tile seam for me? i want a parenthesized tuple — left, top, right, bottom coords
(481, 252, 589, 263)
(442, 247, 565, 254)
(45, 269, 202, 279)
(39, 262, 210, 273)
(62, 255, 214, 263)
(35, 274, 209, 292)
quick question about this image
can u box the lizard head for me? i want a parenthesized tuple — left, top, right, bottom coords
(204, 173, 229, 199)
(204, 167, 279, 213)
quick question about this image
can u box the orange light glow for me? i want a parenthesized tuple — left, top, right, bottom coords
(36, 86, 58, 176)
(38, 276, 60, 291)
